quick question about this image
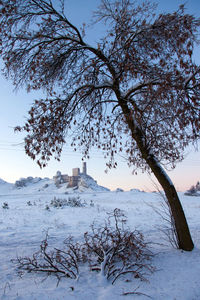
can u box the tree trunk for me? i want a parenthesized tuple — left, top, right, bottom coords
(120, 100, 194, 251)
(143, 153, 194, 251)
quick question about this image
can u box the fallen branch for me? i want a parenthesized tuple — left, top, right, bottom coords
(12, 209, 154, 287)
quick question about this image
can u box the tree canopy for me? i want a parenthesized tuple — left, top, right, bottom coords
(0, 0, 199, 169)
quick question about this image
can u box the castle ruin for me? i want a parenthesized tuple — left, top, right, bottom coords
(53, 162, 88, 188)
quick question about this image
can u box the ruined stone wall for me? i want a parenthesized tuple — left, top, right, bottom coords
(54, 163, 87, 188)
(82, 162, 87, 175)
(67, 176, 80, 188)
(72, 168, 80, 176)
(53, 174, 69, 184)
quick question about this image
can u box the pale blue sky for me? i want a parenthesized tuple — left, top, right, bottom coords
(0, 0, 199, 191)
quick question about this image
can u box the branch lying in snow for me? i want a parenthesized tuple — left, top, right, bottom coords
(12, 233, 81, 285)
(122, 286, 153, 298)
(12, 209, 154, 287)
(84, 208, 154, 284)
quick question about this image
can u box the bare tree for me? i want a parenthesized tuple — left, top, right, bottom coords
(0, 0, 200, 251)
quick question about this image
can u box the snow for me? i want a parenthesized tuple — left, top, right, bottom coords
(0, 177, 200, 299)
(78, 174, 110, 192)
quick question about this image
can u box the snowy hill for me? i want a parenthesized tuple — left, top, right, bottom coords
(0, 184, 200, 299)
(0, 178, 7, 184)
(0, 174, 110, 195)
(0, 177, 14, 193)
(14, 177, 58, 193)
(77, 174, 110, 192)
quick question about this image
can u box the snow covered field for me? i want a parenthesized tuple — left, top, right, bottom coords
(0, 178, 200, 300)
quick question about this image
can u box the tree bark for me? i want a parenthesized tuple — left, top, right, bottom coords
(119, 100, 194, 251)
(144, 153, 194, 251)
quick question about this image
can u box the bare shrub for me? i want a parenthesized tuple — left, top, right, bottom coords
(12, 234, 82, 284)
(2, 202, 9, 209)
(45, 205, 50, 211)
(50, 196, 85, 208)
(184, 183, 200, 196)
(122, 286, 153, 298)
(12, 209, 154, 286)
(158, 195, 179, 249)
(146, 185, 179, 249)
(84, 209, 154, 284)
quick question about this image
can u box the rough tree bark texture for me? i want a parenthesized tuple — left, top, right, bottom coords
(144, 154, 194, 251)
(120, 100, 194, 251)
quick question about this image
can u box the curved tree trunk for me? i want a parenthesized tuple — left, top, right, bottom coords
(120, 100, 194, 251)
(143, 152, 194, 251)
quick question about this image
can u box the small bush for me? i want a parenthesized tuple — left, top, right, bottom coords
(90, 200, 94, 207)
(2, 202, 9, 209)
(27, 201, 33, 206)
(146, 189, 179, 249)
(184, 182, 200, 196)
(115, 188, 124, 192)
(83, 209, 153, 284)
(45, 205, 50, 211)
(50, 196, 85, 208)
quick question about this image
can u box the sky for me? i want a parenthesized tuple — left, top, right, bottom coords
(0, 0, 199, 191)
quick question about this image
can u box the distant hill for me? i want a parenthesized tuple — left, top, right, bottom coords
(0, 178, 7, 184)
(0, 178, 14, 193)
(0, 175, 110, 195)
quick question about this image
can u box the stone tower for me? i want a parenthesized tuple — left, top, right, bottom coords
(82, 162, 87, 175)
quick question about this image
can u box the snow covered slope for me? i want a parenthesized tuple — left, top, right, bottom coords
(0, 183, 200, 299)
(0, 177, 14, 193)
(77, 174, 110, 192)
(0, 174, 110, 195)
